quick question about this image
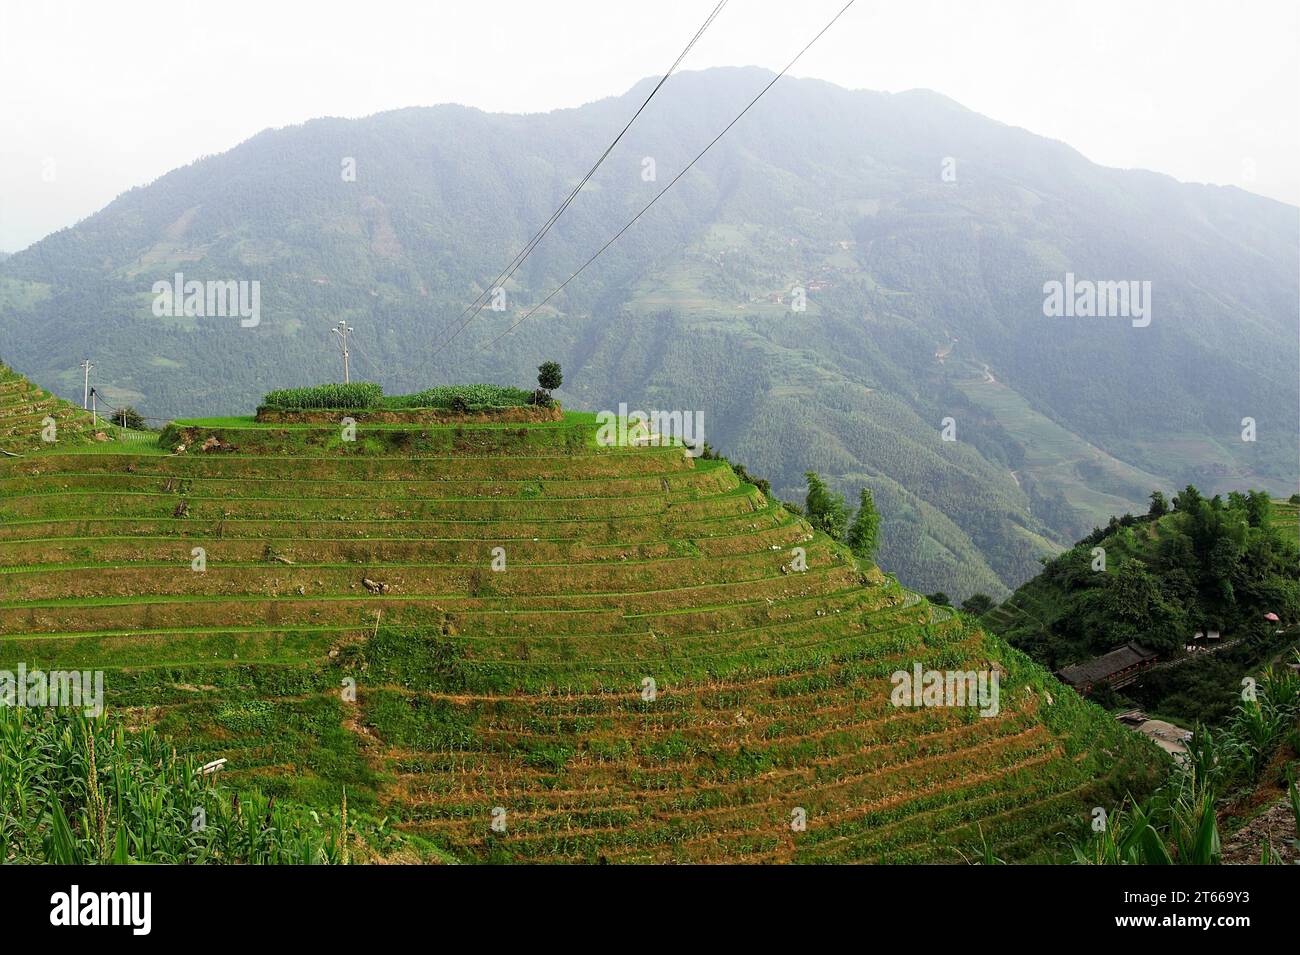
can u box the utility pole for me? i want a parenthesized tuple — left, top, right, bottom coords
(331, 321, 353, 384)
(90, 387, 97, 426)
(80, 359, 94, 409)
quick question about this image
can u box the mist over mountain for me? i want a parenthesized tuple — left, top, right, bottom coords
(1, 66, 1296, 597)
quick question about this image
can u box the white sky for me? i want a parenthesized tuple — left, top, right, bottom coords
(0, 0, 1296, 252)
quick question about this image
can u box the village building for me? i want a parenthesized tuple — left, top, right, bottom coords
(1055, 642, 1158, 694)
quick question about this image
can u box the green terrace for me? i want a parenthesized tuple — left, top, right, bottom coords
(0, 372, 1166, 862)
(0, 364, 154, 454)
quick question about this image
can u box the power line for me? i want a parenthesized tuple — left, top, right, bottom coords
(475, 0, 857, 354)
(87, 389, 170, 425)
(348, 332, 387, 382)
(431, 0, 727, 353)
(428, 0, 729, 359)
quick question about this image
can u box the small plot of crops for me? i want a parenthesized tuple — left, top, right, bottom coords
(1271, 498, 1299, 547)
(0, 389, 1164, 863)
(259, 382, 534, 412)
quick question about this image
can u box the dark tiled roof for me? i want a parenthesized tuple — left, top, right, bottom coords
(1057, 642, 1158, 687)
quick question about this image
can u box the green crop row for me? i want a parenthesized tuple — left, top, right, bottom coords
(259, 382, 535, 412)
(384, 384, 534, 410)
(261, 382, 384, 409)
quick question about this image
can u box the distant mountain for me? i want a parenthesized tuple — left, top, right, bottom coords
(1, 67, 1296, 597)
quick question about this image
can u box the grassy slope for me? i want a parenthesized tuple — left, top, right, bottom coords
(0, 362, 156, 454)
(0, 371, 1165, 863)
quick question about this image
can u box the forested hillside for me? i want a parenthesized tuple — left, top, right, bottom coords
(988, 489, 1300, 724)
(2, 67, 1296, 597)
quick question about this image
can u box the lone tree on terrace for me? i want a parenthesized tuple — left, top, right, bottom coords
(846, 487, 881, 560)
(1148, 490, 1169, 518)
(537, 361, 563, 393)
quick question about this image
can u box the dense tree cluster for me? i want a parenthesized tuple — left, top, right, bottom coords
(802, 471, 882, 563)
(992, 486, 1300, 723)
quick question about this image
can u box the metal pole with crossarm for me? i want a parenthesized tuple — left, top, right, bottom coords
(331, 321, 352, 383)
(80, 358, 94, 409)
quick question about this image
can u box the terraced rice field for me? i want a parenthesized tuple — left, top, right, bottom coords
(0, 369, 1164, 862)
(0, 366, 101, 453)
(1271, 499, 1299, 547)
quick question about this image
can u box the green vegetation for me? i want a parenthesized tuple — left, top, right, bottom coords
(113, 405, 149, 431)
(262, 382, 384, 410)
(697, 443, 771, 497)
(384, 384, 535, 411)
(260, 382, 535, 412)
(1, 706, 348, 863)
(1074, 661, 1300, 864)
(847, 488, 881, 561)
(989, 487, 1300, 725)
(4, 70, 1293, 600)
(0, 362, 149, 453)
(535, 361, 562, 406)
(1274, 497, 1299, 548)
(0, 365, 1171, 862)
(803, 470, 850, 540)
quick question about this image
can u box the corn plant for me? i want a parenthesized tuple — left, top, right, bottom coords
(261, 382, 383, 410)
(383, 384, 534, 410)
(1, 706, 342, 864)
(1072, 801, 1174, 865)
(1073, 671, 1300, 865)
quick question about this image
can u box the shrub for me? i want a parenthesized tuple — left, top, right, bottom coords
(113, 405, 148, 430)
(262, 383, 383, 410)
(1089, 680, 1120, 710)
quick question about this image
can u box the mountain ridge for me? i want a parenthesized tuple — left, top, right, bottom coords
(2, 66, 1296, 598)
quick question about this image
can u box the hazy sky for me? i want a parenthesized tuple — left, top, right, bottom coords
(1, 0, 1296, 252)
